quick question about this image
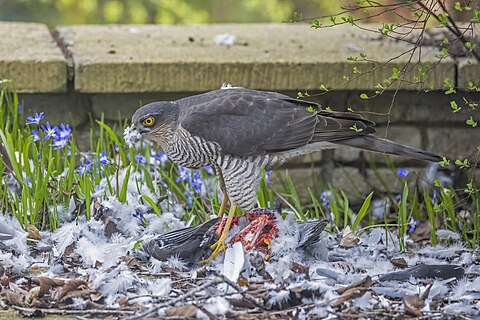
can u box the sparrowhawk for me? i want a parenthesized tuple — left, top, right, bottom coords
(131, 86, 440, 262)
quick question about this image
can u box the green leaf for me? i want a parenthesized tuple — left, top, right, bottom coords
(438, 13, 448, 26)
(450, 101, 461, 113)
(360, 93, 368, 99)
(352, 191, 373, 231)
(118, 163, 132, 203)
(454, 2, 463, 11)
(141, 195, 161, 216)
(466, 116, 478, 127)
(96, 120, 128, 165)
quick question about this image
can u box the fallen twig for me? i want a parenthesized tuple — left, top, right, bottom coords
(12, 305, 135, 316)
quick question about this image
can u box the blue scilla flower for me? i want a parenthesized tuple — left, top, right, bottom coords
(407, 216, 419, 233)
(56, 123, 72, 141)
(204, 166, 214, 175)
(31, 129, 40, 142)
(265, 170, 273, 185)
(397, 168, 410, 177)
(321, 191, 331, 209)
(184, 192, 193, 208)
(99, 150, 110, 166)
(52, 138, 68, 150)
(41, 122, 58, 141)
(26, 112, 44, 125)
(190, 170, 203, 194)
(135, 155, 147, 164)
(132, 212, 144, 222)
(75, 160, 93, 175)
(176, 167, 190, 183)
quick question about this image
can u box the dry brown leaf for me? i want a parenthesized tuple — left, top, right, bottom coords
(56, 279, 88, 302)
(117, 296, 130, 307)
(123, 255, 140, 269)
(64, 242, 75, 257)
(27, 225, 41, 241)
(104, 218, 118, 238)
(339, 226, 360, 248)
(1, 274, 9, 287)
(25, 286, 41, 306)
(336, 276, 372, 295)
(390, 257, 408, 269)
(291, 261, 310, 279)
(165, 305, 198, 317)
(331, 287, 369, 308)
(404, 294, 425, 309)
(1, 288, 24, 306)
(421, 283, 433, 300)
(404, 301, 423, 317)
(31, 277, 65, 297)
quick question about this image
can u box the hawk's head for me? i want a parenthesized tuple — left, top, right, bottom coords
(131, 101, 179, 148)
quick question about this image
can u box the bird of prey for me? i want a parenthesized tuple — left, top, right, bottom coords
(131, 86, 440, 262)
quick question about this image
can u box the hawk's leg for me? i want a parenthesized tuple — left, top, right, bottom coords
(201, 202, 238, 263)
(215, 165, 229, 218)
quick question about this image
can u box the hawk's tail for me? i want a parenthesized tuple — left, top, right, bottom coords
(335, 135, 441, 162)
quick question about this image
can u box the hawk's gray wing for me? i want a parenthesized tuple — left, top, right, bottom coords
(179, 89, 374, 157)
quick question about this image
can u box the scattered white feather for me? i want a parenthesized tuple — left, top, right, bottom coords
(267, 290, 290, 308)
(223, 242, 245, 283)
(203, 296, 231, 316)
(123, 125, 142, 148)
(443, 302, 479, 316)
(72, 297, 87, 310)
(146, 278, 172, 296)
(166, 255, 188, 271)
(353, 291, 372, 310)
(0, 253, 31, 273)
(436, 229, 461, 241)
(52, 221, 81, 257)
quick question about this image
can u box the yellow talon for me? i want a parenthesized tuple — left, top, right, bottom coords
(201, 203, 238, 264)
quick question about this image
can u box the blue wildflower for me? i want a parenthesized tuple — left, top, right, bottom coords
(56, 123, 72, 140)
(320, 191, 331, 209)
(26, 112, 44, 125)
(75, 160, 93, 175)
(41, 122, 58, 141)
(160, 182, 169, 189)
(132, 212, 144, 222)
(407, 216, 419, 233)
(157, 151, 169, 163)
(184, 192, 193, 208)
(176, 167, 190, 183)
(432, 189, 437, 204)
(397, 168, 410, 177)
(17, 103, 22, 114)
(135, 155, 147, 164)
(190, 170, 203, 194)
(27, 177, 32, 189)
(31, 129, 40, 142)
(204, 166, 214, 175)
(265, 170, 273, 185)
(99, 150, 110, 166)
(52, 138, 68, 150)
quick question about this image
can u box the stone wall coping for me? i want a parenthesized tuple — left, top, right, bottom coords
(0, 22, 476, 93)
(0, 22, 67, 92)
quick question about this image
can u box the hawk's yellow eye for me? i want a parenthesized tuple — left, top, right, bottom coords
(143, 117, 154, 127)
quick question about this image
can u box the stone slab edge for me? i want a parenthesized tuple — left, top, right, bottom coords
(55, 24, 458, 93)
(0, 22, 67, 93)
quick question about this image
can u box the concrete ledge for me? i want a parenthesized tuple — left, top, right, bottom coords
(54, 24, 457, 93)
(0, 22, 67, 93)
